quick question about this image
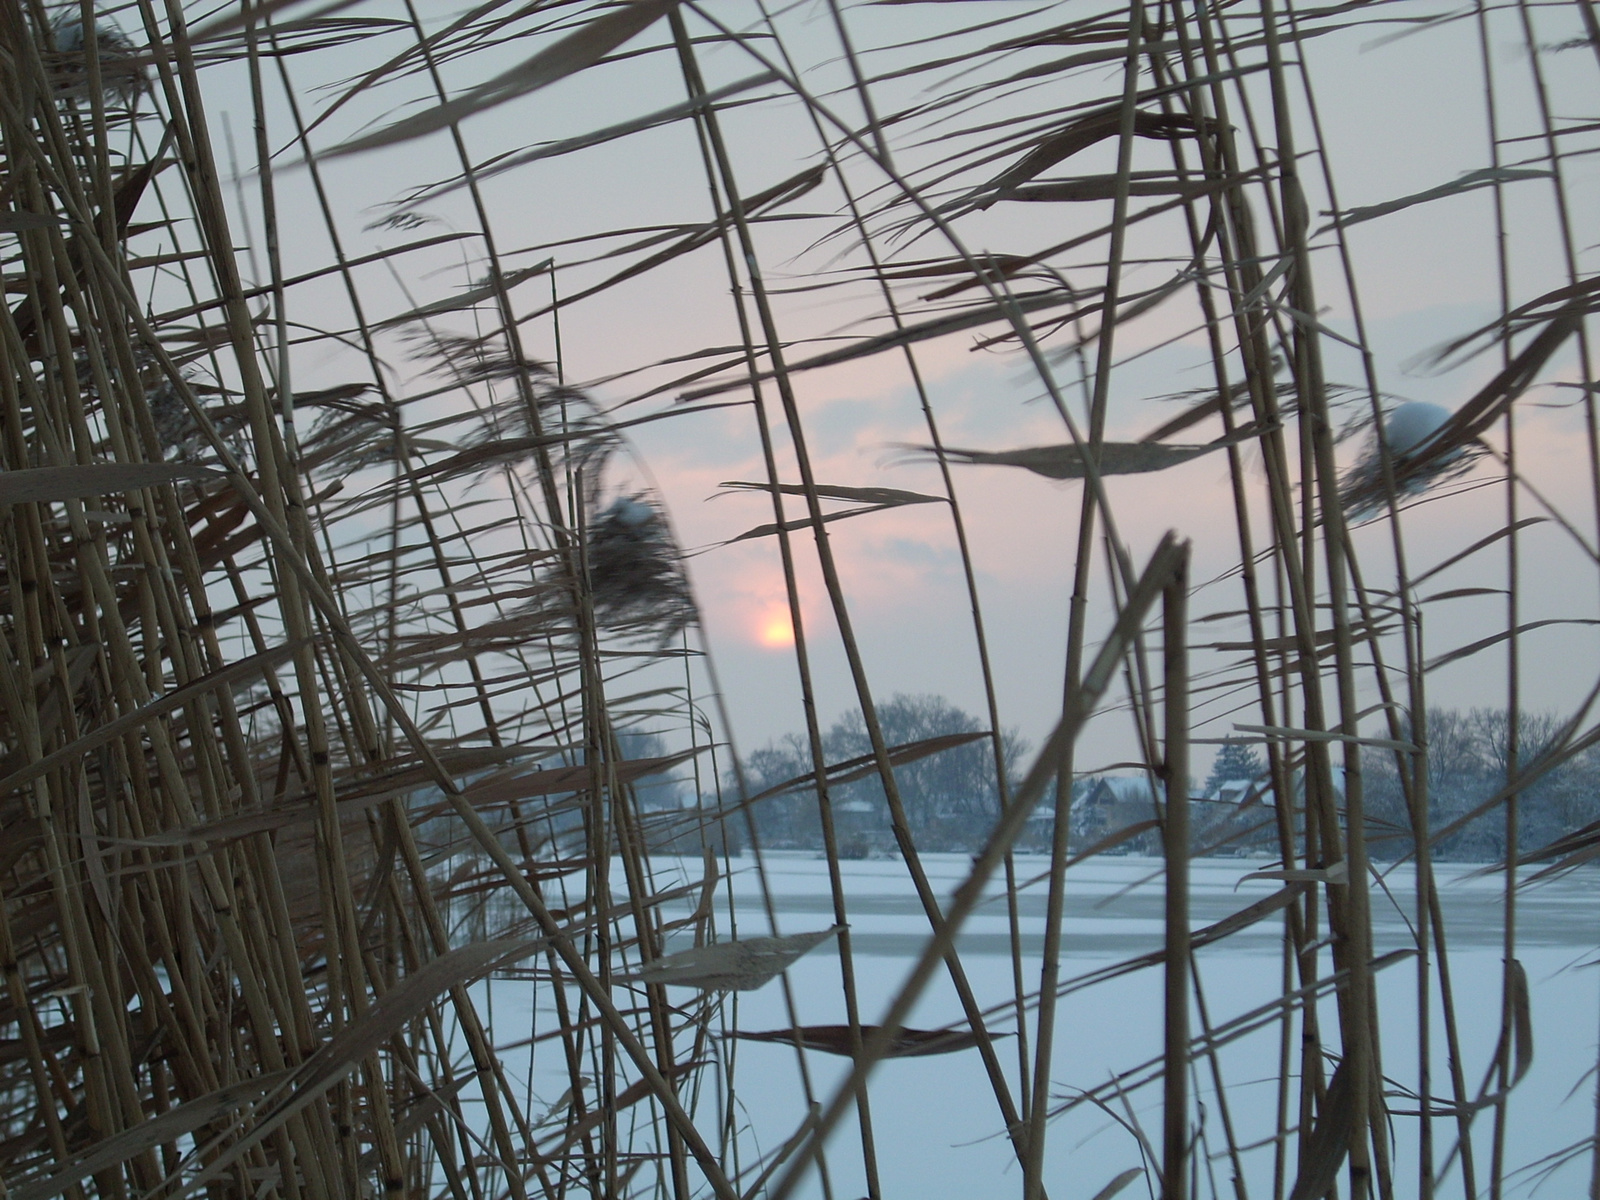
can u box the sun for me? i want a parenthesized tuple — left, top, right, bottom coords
(757, 610, 795, 648)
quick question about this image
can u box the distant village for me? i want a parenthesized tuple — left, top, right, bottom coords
(708, 699, 1591, 863)
(732, 736, 1280, 860)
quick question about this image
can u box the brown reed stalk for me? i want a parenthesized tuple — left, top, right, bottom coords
(1163, 546, 1192, 1200)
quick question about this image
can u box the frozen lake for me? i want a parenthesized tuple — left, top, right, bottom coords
(475, 853, 1600, 1199)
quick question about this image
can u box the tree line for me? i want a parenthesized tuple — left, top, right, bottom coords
(738, 694, 1026, 855)
(724, 697, 1600, 863)
(1362, 707, 1600, 862)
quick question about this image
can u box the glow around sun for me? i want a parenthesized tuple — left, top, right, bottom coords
(758, 610, 795, 648)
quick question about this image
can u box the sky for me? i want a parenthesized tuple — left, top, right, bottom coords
(177, 0, 1600, 776)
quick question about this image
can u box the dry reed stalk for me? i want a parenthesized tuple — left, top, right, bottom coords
(667, 21, 863, 1199)
(1163, 547, 1191, 1200)
(673, 19, 1040, 1189)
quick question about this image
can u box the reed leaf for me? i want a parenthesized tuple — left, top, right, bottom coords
(923, 441, 1220, 480)
(0, 463, 220, 505)
(1324, 167, 1550, 232)
(10, 1072, 294, 1200)
(322, 0, 686, 158)
(628, 928, 838, 991)
(731, 1025, 1003, 1058)
(1287, 1060, 1356, 1200)
(1089, 1168, 1146, 1200)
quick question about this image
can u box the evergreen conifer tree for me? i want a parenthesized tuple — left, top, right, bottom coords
(1204, 740, 1263, 797)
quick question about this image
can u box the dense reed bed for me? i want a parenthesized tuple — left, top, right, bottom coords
(0, 0, 1597, 1198)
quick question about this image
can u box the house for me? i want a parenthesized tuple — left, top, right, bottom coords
(1072, 776, 1161, 853)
